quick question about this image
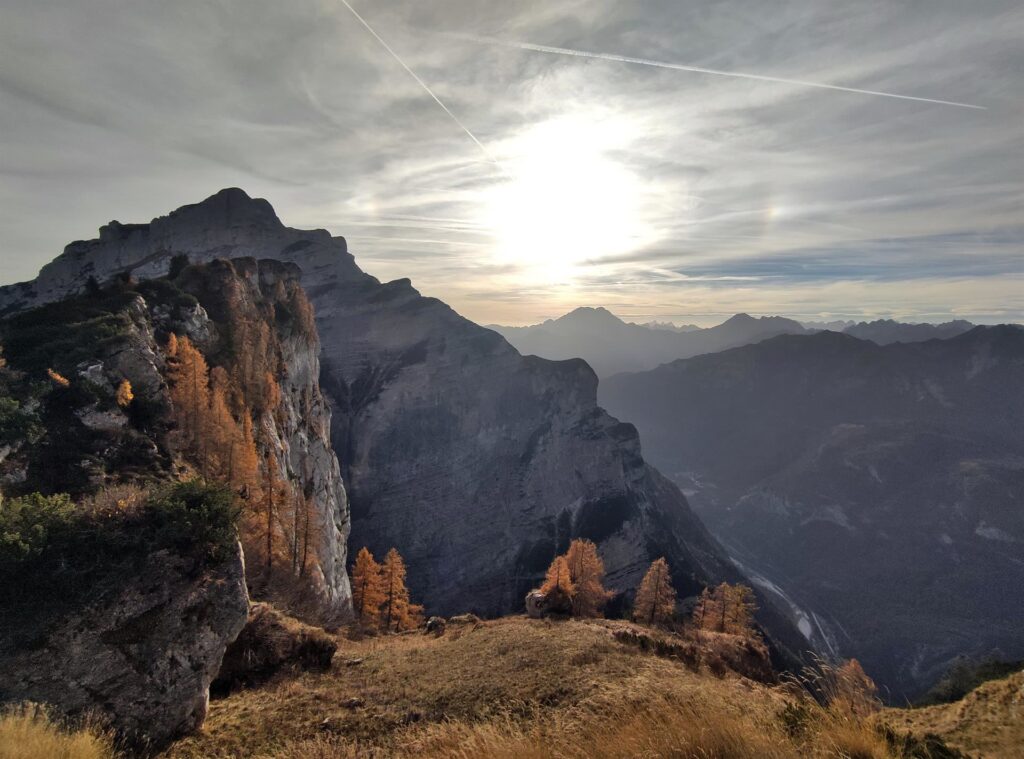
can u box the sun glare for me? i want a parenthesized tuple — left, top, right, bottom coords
(481, 115, 654, 283)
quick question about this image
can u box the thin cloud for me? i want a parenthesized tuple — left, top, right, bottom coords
(454, 33, 987, 110)
(337, 0, 505, 168)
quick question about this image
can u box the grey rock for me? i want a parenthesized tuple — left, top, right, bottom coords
(0, 543, 249, 749)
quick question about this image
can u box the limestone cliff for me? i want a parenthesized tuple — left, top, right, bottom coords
(0, 256, 352, 618)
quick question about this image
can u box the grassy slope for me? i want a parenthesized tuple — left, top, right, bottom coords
(883, 670, 1024, 759)
(165, 616, 907, 759)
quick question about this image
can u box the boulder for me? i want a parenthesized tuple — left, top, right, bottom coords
(525, 590, 547, 619)
(424, 616, 446, 636)
(212, 603, 336, 696)
(0, 543, 249, 750)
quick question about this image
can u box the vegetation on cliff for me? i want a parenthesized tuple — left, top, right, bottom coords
(0, 480, 240, 646)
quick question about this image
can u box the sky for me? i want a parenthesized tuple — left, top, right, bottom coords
(1, 0, 1022, 327)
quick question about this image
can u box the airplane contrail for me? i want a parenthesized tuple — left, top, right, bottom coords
(456, 33, 986, 111)
(337, 0, 503, 167)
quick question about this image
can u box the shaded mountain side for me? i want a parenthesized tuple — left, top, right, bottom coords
(490, 307, 807, 377)
(0, 188, 808, 663)
(599, 327, 1024, 699)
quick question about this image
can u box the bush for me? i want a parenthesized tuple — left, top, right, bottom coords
(0, 492, 76, 563)
(142, 480, 241, 564)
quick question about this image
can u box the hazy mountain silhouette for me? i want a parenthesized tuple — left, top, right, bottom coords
(490, 308, 807, 377)
(842, 318, 975, 344)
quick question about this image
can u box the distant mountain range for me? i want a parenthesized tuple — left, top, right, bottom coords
(491, 309, 982, 377)
(599, 326, 1024, 699)
(489, 308, 809, 377)
(841, 319, 976, 345)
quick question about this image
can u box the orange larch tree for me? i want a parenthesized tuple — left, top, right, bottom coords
(166, 334, 211, 459)
(633, 557, 676, 626)
(379, 548, 420, 632)
(540, 554, 575, 613)
(260, 453, 291, 577)
(692, 582, 758, 637)
(565, 539, 612, 617)
(350, 547, 385, 629)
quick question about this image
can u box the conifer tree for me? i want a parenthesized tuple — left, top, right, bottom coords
(724, 583, 758, 637)
(380, 548, 418, 632)
(233, 412, 260, 496)
(260, 453, 290, 577)
(565, 539, 612, 617)
(633, 557, 676, 626)
(166, 335, 211, 457)
(691, 582, 758, 637)
(540, 554, 575, 612)
(351, 547, 385, 629)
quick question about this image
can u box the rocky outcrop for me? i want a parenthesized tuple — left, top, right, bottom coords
(0, 189, 806, 660)
(211, 602, 336, 696)
(0, 542, 249, 750)
(1, 256, 353, 620)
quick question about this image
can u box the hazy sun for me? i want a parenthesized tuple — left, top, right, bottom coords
(481, 115, 652, 282)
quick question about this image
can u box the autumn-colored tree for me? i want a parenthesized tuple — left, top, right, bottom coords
(260, 453, 291, 577)
(724, 583, 758, 637)
(283, 491, 321, 577)
(294, 492, 320, 577)
(350, 547, 385, 629)
(233, 411, 260, 496)
(540, 554, 575, 613)
(692, 582, 758, 637)
(633, 557, 676, 626)
(115, 379, 133, 408)
(166, 335, 211, 458)
(565, 539, 612, 617)
(380, 548, 420, 632)
(46, 368, 70, 387)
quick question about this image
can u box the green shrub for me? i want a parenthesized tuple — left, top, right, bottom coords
(143, 480, 241, 564)
(0, 481, 240, 640)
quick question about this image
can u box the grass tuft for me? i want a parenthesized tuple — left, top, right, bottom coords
(0, 703, 116, 759)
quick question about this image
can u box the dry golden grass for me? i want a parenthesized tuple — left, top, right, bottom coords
(0, 703, 115, 759)
(882, 669, 1024, 759)
(163, 616, 932, 759)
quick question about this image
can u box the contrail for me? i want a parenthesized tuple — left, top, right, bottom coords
(456, 34, 986, 111)
(337, 0, 503, 167)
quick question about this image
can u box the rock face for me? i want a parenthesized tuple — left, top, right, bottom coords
(0, 542, 249, 749)
(0, 189, 804, 657)
(600, 327, 1024, 698)
(172, 258, 352, 617)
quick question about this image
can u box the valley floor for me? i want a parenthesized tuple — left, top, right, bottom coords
(162, 616, 957, 759)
